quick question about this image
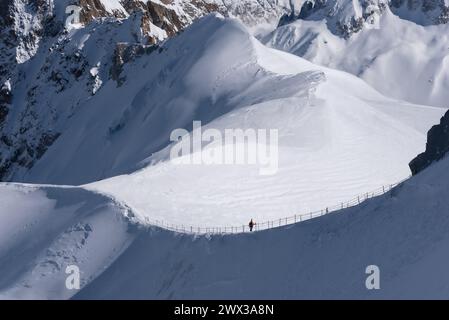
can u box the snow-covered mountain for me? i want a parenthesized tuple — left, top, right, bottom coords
(1, 0, 449, 301)
(3, 129, 449, 299)
(265, 2, 449, 108)
(72, 15, 442, 228)
(0, 0, 296, 182)
(1, 14, 441, 227)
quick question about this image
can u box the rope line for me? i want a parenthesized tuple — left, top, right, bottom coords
(143, 176, 411, 235)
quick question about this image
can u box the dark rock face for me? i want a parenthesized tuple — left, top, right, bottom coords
(111, 42, 159, 85)
(391, 0, 449, 25)
(280, 0, 448, 38)
(410, 110, 449, 175)
(279, 0, 389, 39)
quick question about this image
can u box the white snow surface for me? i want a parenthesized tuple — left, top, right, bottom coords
(0, 184, 135, 300)
(71, 15, 445, 228)
(78, 155, 449, 299)
(2, 154, 449, 299)
(1, 13, 449, 300)
(264, 9, 449, 108)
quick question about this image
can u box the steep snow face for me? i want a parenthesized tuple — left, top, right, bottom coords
(0, 0, 294, 181)
(264, 9, 449, 107)
(76, 154, 449, 299)
(0, 14, 156, 182)
(0, 183, 136, 300)
(68, 15, 445, 229)
(4, 153, 449, 299)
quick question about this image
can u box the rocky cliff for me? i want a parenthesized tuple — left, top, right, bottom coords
(410, 110, 449, 175)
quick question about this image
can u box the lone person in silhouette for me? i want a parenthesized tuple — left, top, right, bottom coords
(249, 219, 256, 232)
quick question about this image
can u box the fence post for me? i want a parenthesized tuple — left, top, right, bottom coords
(294, 215, 297, 223)
(279, 219, 281, 227)
(358, 196, 360, 204)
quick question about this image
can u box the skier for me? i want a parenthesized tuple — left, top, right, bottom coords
(248, 219, 256, 232)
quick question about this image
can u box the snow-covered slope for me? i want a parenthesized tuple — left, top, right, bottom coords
(3, 151, 449, 299)
(76, 154, 449, 299)
(0, 0, 295, 182)
(55, 14, 441, 229)
(10, 14, 441, 188)
(0, 183, 136, 299)
(1, 4, 449, 301)
(264, 8, 449, 107)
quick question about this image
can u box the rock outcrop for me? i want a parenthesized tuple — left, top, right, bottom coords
(410, 110, 449, 175)
(279, 0, 449, 38)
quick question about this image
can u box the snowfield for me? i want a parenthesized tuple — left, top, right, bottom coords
(78, 154, 449, 299)
(0, 184, 135, 300)
(79, 15, 444, 228)
(263, 8, 449, 108)
(1, 10, 449, 300)
(2, 154, 449, 299)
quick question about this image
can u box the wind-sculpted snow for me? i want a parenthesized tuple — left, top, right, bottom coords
(0, 0, 295, 182)
(73, 15, 444, 229)
(2, 153, 449, 299)
(1, 8, 449, 301)
(0, 183, 136, 299)
(76, 155, 449, 299)
(264, 9, 449, 107)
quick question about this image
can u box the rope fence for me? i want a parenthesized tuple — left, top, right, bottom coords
(143, 175, 411, 235)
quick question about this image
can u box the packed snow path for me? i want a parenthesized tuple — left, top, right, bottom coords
(79, 16, 445, 229)
(126, 177, 410, 234)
